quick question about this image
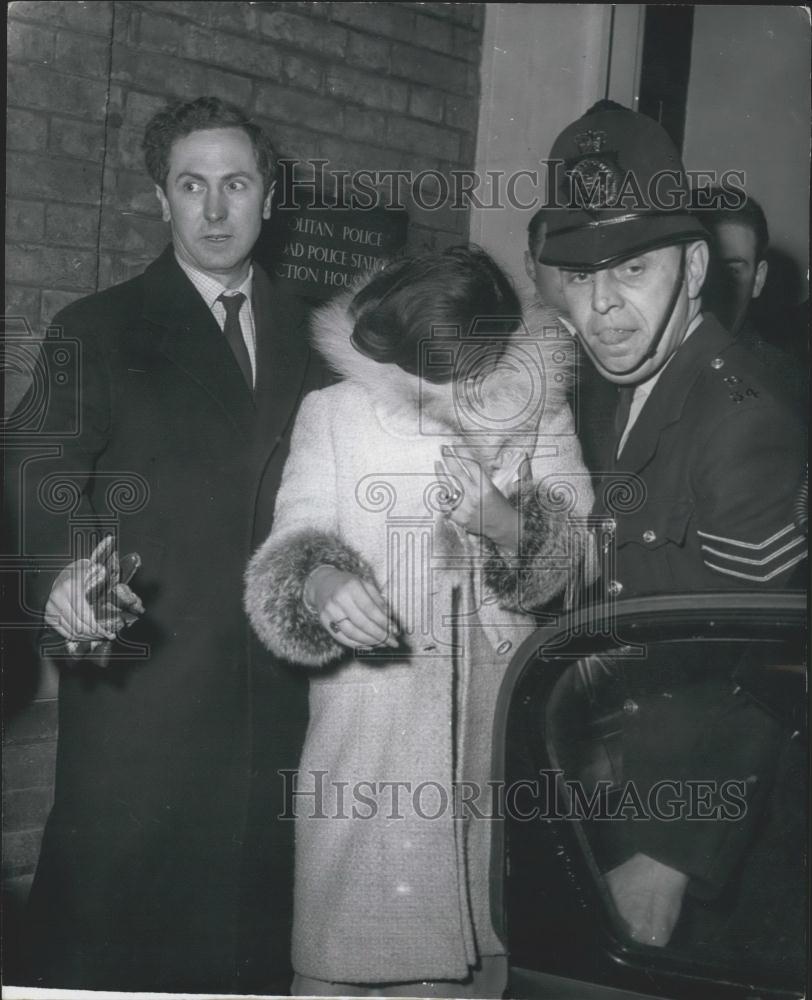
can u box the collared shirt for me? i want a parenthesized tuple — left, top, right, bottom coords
(617, 312, 703, 457)
(176, 256, 257, 387)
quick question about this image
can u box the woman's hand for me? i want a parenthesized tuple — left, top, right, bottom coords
(305, 566, 400, 650)
(435, 446, 521, 553)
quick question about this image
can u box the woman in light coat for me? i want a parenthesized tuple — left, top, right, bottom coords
(245, 246, 594, 996)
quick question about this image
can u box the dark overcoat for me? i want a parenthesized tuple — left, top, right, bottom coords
(17, 246, 322, 992)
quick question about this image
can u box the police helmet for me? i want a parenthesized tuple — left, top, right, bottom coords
(539, 101, 707, 270)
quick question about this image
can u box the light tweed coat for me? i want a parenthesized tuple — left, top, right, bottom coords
(244, 290, 595, 984)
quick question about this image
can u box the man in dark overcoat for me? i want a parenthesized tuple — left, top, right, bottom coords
(540, 103, 806, 950)
(13, 96, 322, 993)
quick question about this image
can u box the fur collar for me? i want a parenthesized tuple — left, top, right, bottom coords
(310, 276, 574, 439)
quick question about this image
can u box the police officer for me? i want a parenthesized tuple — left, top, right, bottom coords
(541, 102, 806, 949)
(543, 101, 805, 601)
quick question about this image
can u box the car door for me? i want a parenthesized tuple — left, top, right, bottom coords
(492, 592, 807, 1000)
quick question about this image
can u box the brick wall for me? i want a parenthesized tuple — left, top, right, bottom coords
(6, 0, 484, 333)
(3, 0, 484, 908)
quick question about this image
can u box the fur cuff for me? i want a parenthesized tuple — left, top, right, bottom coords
(244, 530, 376, 667)
(483, 481, 578, 612)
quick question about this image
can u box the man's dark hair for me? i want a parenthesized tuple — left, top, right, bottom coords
(142, 96, 277, 195)
(703, 189, 770, 262)
(349, 245, 521, 383)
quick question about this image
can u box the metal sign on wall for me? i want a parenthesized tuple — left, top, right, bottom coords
(257, 205, 409, 301)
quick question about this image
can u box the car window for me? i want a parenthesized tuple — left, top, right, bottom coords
(504, 633, 807, 996)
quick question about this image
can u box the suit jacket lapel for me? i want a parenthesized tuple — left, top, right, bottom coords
(617, 316, 734, 473)
(142, 247, 255, 430)
(252, 265, 313, 459)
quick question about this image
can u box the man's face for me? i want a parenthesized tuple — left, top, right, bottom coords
(561, 242, 708, 385)
(704, 221, 767, 336)
(155, 127, 272, 288)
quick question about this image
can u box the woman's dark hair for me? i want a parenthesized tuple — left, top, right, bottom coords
(349, 245, 521, 383)
(142, 96, 277, 195)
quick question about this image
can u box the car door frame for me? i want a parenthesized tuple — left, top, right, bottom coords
(490, 590, 808, 1000)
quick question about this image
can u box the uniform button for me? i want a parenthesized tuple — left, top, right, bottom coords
(642, 529, 657, 543)
(710, 357, 725, 370)
(601, 518, 617, 533)
(497, 640, 513, 655)
(608, 580, 623, 596)
(623, 699, 639, 715)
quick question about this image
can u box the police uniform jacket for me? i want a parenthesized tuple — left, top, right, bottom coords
(595, 313, 805, 599)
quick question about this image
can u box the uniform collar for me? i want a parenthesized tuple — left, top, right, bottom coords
(615, 314, 734, 472)
(631, 311, 705, 403)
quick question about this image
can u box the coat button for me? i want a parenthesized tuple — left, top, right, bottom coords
(497, 639, 513, 655)
(623, 699, 639, 715)
(608, 580, 623, 596)
(642, 529, 657, 543)
(710, 357, 725, 370)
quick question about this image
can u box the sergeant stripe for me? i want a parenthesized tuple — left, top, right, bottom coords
(696, 523, 795, 550)
(704, 552, 806, 582)
(700, 534, 806, 567)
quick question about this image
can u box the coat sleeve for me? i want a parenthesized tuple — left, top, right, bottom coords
(244, 390, 376, 667)
(7, 310, 113, 618)
(483, 403, 597, 612)
(690, 401, 806, 587)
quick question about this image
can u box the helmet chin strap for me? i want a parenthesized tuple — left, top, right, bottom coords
(600, 245, 687, 380)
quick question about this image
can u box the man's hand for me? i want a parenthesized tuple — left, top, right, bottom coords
(305, 565, 399, 651)
(44, 537, 144, 652)
(435, 446, 522, 553)
(605, 852, 689, 947)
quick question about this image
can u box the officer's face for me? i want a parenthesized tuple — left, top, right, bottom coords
(561, 242, 708, 384)
(156, 128, 273, 289)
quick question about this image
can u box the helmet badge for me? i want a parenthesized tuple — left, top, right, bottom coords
(565, 129, 624, 211)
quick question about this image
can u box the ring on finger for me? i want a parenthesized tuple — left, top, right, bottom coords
(329, 616, 350, 634)
(444, 488, 462, 509)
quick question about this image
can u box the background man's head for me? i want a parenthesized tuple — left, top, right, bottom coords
(525, 209, 567, 311)
(701, 191, 769, 336)
(540, 101, 709, 384)
(143, 97, 277, 287)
